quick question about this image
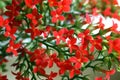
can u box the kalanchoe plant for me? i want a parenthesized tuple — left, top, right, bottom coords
(0, 0, 120, 80)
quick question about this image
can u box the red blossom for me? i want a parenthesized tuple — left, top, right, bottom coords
(63, 29, 74, 39)
(97, 17, 104, 30)
(69, 57, 82, 69)
(27, 49, 46, 62)
(58, 60, 73, 75)
(103, 8, 111, 16)
(90, 36, 102, 52)
(4, 27, 17, 40)
(53, 29, 65, 44)
(33, 66, 46, 75)
(104, 69, 115, 80)
(6, 40, 21, 56)
(95, 77, 103, 80)
(108, 38, 120, 54)
(92, 8, 98, 16)
(69, 47, 89, 70)
(113, 0, 118, 5)
(110, 21, 119, 33)
(25, 25, 42, 40)
(112, 39, 120, 53)
(48, 53, 59, 68)
(85, 14, 91, 24)
(12, 72, 29, 80)
(0, 56, 8, 65)
(78, 29, 92, 49)
(102, 0, 110, 4)
(5, 0, 20, 19)
(57, 0, 72, 12)
(0, 16, 4, 27)
(66, 14, 74, 24)
(28, 49, 49, 75)
(51, 9, 65, 23)
(69, 69, 80, 79)
(112, 12, 120, 20)
(67, 38, 79, 53)
(0, 17, 11, 31)
(48, 0, 58, 7)
(108, 40, 113, 54)
(26, 8, 42, 26)
(0, 74, 8, 80)
(47, 71, 57, 80)
(43, 26, 54, 38)
(25, 0, 42, 8)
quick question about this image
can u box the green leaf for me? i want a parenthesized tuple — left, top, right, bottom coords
(117, 66, 120, 72)
(0, 1, 6, 8)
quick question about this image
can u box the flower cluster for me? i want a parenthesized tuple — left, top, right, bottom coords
(0, 0, 120, 80)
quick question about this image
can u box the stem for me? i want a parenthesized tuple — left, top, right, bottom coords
(24, 54, 37, 80)
(36, 39, 74, 58)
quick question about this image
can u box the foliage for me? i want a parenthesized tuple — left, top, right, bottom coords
(0, 0, 120, 80)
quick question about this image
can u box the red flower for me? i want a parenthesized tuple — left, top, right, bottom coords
(85, 13, 91, 24)
(57, 0, 72, 12)
(61, 0, 72, 6)
(0, 74, 8, 80)
(113, 0, 118, 5)
(25, 26, 42, 40)
(26, 8, 42, 26)
(4, 28, 17, 40)
(34, 49, 48, 67)
(112, 38, 120, 53)
(28, 49, 46, 62)
(66, 14, 74, 24)
(92, 8, 98, 16)
(69, 56, 88, 69)
(108, 40, 113, 54)
(103, 8, 111, 16)
(33, 66, 46, 75)
(0, 56, 8, 65)
(97, 17, 104, 30)
(33, 51, 48, 75)
(48, 53, 59, 68)
(0, 17, 11, 30)
(43, 26, 52, 38)
(112, 11, 120, 20)
(95, 77, 103, 80)
(0, 16, 4, 27)
(5, 0, 20, 19)
(67, 38, 78, 53)
(25, 0, 41, 8)
(63, 29, 74, 39)
(58, 60, 73, 75)
(29, 49, 49, 75)
(53, 29, 65, 44)
(12, 72, 29, 80)
(110, 21, 119, 33)
(69, 47, 89, 70)
(47, 71, 57, 80)
(102, 0, 110, 4)
(108, 38, 120, 54)
(6, 40, 21, 56)
(90, 36, 102, 52)
(78, 29, 92, 49)
(69, 69, 80, 79)
(48, 0, 58, 7)
(51, 9, 65, 23)
(104, 69, 115, 80)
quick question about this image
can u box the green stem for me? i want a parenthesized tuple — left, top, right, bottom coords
(24, 54, 37, 80)
(36, 39, 74, 58)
